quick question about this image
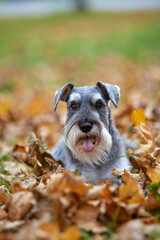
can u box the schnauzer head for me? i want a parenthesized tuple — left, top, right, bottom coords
(54, 82, 120, 166)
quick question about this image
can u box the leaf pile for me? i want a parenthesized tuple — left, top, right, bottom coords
(0, 103, 160, 240)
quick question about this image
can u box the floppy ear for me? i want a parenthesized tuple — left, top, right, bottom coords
(54, 83, 74, 111)
(96, 81, 120, 108)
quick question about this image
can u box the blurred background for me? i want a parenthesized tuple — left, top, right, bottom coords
(0, 0, 160, 152)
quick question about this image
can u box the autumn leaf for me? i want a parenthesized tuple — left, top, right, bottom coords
(0, 14, 160, 240)
(132, 108, 155, 155)
(132, 108, 146, 126)
(8, 191, 36, 221)
(40, 223, 82, 240)
(47, 172, 88, 197)
(28, 132, 59, 174)
(0, 186, 11, 203)
(134, 123, 155, 155)
(146, 165, 160, 183)
(119, 179, 145, 204)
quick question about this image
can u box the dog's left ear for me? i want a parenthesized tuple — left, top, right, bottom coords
(54, 83, 74, 111)
(96, 81, 120, 108)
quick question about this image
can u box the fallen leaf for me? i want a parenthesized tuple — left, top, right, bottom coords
(146, 193, 160, 210)
(8, 191, 36, 220)
(0, 220, 25, 231)
(40, 223, 82, 240)
(0, 186, 11, 203)
(0, 209, 8, 220)
(47, 172, 88, 198)
(132, 108, 146, 126)
(134, 123, 155, 155)
(146, 165, 160, 183)
(119, 179, 145, 204)
(121, 169, 139, 184)
(113, 219, 160, 240)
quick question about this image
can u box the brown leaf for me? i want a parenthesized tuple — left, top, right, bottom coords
(0, 186, 11, 203)
(113, 219, 160, 240)
(0, 209, 8, 220)
(0, 220, 25, 231)
(121, 169, 139, 184)
(12, 177, 37, 192)
(47, 172, 88, 198)
(119, 179, 145, 204)
(72, 203, 100, 225)
(146, 193, 160, 210)
(12, 145, 27, 162)
(146, 165, 160, 183)
(40, 223, 82, 240)
(8, 191, 36, 220)
(28, 132, 59, 175)
(134, 123, 155, 155)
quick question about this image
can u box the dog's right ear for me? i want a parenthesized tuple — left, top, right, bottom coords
(96, 81, 120, 108)
(54, 83, 74, 111)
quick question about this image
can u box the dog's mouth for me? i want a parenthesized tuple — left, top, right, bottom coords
(80, 136, 97, 152)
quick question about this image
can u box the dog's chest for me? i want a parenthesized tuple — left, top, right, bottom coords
(66, 158, 110, 184)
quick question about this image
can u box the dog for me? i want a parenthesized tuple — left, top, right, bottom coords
(52, 81, 131, 184)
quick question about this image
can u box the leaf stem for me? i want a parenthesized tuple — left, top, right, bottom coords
(111, 154, 135, 161)
(152, 155, 160, 166)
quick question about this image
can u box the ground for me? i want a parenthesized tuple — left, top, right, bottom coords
(0, 11, 160, 240)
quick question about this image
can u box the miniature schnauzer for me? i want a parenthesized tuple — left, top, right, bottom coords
(52, 81, 131, 184)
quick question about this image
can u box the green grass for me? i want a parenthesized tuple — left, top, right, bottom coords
(0, 11, 160, 68)
(0, 11, 160, 91)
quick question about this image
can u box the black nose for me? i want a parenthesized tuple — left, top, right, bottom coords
(79, 122, 93, 133)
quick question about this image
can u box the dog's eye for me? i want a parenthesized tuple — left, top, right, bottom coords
(95, 100, 103, 108)
(70, 102, 78, 110)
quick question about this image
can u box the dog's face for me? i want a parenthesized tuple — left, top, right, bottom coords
(54, 82, 120, 165)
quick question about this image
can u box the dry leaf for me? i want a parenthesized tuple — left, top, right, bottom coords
(40, 223, 82, 240)
(121, 169, 139, 184)
(146, 165, 160, 183)
(119, 179, 145, 204)
(134, 123, 155, 155)
(0, 209, 8, 220)
(8, 191, 36, 220)
(0, 186, 11, 203)
(113, 219, 160, 240)
(47, 172, 88, 197)
(0, 220, 25, 231)
(132, 108, 146, 126)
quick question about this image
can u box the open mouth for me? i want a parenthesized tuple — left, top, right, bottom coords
(80, 136, 97, 152)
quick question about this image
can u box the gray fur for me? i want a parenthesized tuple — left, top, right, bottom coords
(52, 82, 131, 184)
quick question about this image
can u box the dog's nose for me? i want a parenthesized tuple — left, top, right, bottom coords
(79, 122, 93, 133)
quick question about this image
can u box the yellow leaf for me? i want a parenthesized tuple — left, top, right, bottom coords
(121, 169, 138, 184)
(61, 225, 82, 240)
(40, 223, 82, 240)
(0, 99, 11, 116)
(132, 108, 146, 126)
(146, 166, 160, 183)
(119, 179, 144, 204)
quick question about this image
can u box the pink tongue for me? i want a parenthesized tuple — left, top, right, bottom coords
(81, 138, 94, 152)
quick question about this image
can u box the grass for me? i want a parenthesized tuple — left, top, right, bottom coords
(0, 11, 160, 91)
(0, 11, 160, 67)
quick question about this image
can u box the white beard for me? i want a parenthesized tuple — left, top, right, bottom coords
(63, 122, 112, 166)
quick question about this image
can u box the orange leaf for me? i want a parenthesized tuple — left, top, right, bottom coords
(0, 99, 12, 116)
(47, 172, 88, 197)
(146, 166, 160, 183)
(40, 223, 82, 240)
(61, 225, 82, 240)
(119, 179, 144, 204)
(121, 169, 138, 184)
(132, 108, 146, 126)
